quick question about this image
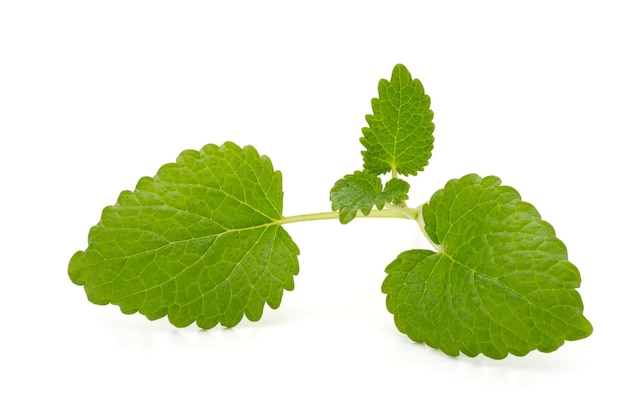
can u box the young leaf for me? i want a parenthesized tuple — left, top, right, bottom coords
(330, 171, 386, 224)
(361, 63, 435, 177)
(382, 174, 592, 359)
(68, 142, 300, 329)
(383, 178, 410, 206)
(330, 171, 410, 224)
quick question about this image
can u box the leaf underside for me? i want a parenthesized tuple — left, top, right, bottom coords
(382, 174, 592, 359)
(360, 63, 435, 176)
(68, 142, 300, 329)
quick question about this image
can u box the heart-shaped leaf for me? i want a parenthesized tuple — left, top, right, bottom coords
(68, 142, 300, 329)
(382, 174, 592, 358)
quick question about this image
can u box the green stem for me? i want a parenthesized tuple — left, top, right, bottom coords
(391, 164, 398, 179)
(278, 205, 419, 225)
(415, 203, 442, 253)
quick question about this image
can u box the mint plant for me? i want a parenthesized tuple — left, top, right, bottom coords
(68, 64, 592, 359)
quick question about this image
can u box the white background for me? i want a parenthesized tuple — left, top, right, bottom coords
(1, 1, 624, 415)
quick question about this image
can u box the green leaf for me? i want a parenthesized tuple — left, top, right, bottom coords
(382, 174, 592, 359)
(360, 63, 435, 177)
(68, 142, 300, 329)
(330, 171, 386, 224)
(330, 171, 411, 224)
(383, 178, 410, 206)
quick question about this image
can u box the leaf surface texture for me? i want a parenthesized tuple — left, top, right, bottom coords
(68, 142, 299, 329)
(360, 64, 435, 176)
(382, 174, 592, 358)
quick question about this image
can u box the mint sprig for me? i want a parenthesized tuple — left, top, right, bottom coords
(68, 65, 592, 359)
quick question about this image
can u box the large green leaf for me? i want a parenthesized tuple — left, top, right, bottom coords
(382, 174, 592, 358)
(68, 142, 299, 329)
(360, 64, 435, 176)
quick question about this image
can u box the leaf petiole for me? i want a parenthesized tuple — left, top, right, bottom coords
(415, 203, 442, 252)
(278, 204, 419, 225)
